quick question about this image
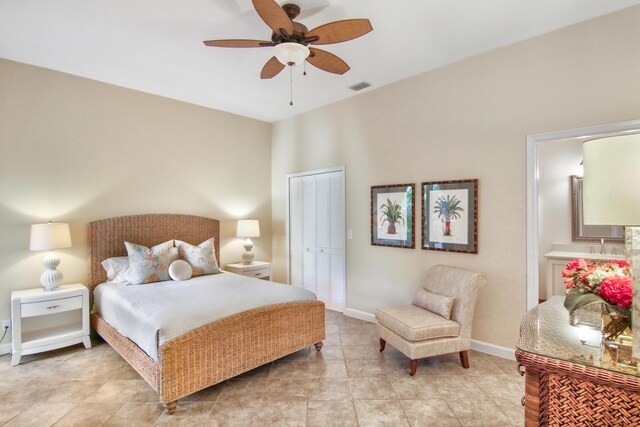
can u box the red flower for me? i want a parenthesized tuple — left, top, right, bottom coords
(599, 275, 633, 308)
(566, 259, 589, 271)
(562, 269, 573, 278)
(609, 260, 631, 269)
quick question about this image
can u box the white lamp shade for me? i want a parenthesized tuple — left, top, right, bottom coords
(273, 42, 310, 66)
(583, 134, 640, 226)
(237, 219, 260, 238)
(30, 223, 72, 251)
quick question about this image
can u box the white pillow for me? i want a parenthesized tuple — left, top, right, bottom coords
(101, 256, 130, 283)
(175, 238, 222, 276)
(125, 240, 178, 285)
(169, 260, 193, 281)
(412, 288, 456, 320)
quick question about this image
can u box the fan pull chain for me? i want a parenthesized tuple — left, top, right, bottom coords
(289, 66, 293, 106)
(303, 61, 307, 76)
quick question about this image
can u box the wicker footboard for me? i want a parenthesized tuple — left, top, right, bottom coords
(92, 300, 325, 412)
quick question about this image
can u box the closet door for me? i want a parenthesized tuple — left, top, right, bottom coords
(288, 169, 345, 312)
(328, 172, 345, 311)
(289, 176, 303, 288)
(315, 175, 331, 304)
(301, 176, 317, 293)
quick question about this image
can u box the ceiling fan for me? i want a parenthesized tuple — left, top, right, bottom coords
(203, 0, 373, 80)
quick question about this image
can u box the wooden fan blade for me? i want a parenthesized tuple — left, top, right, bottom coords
(203, 39, 272, 48)
(307, 48, 350, 75)
(252, 0, 293, 35)
(306, 19, 373, 45)
(261, 56, 286, 79)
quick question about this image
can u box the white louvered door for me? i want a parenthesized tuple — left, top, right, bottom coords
(289, 177, 303, 288)
(302, 176, 317, 294)
(288, 169, 345, 312)
(315, 175, 331, 303)
(328, 172, 345, 311)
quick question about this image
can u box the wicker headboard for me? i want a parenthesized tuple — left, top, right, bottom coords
(88, 214, 220, 291)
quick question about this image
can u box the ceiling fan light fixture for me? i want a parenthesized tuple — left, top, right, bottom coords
(273, 42, 310, 66)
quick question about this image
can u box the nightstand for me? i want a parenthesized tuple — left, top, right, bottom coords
(11, 283, 91, 366)
(225, 261, 271, 280)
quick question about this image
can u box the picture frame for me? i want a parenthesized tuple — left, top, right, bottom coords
(371, 183, 415, 248)
(422, 179, 478, 254)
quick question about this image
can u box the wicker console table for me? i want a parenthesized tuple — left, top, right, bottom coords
(515, 297, 640, 426)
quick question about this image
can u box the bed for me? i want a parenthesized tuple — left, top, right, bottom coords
(88, 214, 325, 414)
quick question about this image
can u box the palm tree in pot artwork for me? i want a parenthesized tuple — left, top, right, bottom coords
(380, 198, 404, 235)
(433, 194, 464, 236)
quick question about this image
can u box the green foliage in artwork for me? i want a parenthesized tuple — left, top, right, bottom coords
(380, 198, 404, 234)
(433, 194, 464, 220)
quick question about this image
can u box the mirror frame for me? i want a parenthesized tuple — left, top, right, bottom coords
(570, 175, 624, 243)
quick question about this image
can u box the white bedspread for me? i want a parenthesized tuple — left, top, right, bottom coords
(94, 272, 316, 361)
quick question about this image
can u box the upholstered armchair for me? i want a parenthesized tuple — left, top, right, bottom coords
(376, 265, 486, 376)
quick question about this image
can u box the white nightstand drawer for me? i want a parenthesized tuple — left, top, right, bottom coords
(21, 295, 82, 318)
(225, 261, 271, 281)
(246, 268, 269, 279)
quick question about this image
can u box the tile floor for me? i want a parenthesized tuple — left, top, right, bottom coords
(0, 310, 524, 426)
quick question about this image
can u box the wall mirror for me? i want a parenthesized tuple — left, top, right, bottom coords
(570, 175, 624, 242)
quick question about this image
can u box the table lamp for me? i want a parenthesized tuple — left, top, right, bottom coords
(237, 219, 260, 264)
(582, 133, 640, 364)
(30, 222, 72, 291)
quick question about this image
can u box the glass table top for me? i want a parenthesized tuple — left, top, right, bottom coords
(516, 296, 639, 377)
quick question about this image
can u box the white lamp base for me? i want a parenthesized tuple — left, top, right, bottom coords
(242, 238, 255, 265)
(40, 251, 63, 291)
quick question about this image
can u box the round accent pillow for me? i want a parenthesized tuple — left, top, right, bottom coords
(168, 260, 193, 281)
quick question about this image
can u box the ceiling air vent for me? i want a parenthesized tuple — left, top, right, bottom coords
(349, 82, 371, 92)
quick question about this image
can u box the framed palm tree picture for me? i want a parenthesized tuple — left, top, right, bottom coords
(371, 183, 415, 248)
(422, 179, 478, 253)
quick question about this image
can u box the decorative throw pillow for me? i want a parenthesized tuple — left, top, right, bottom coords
(412, 288, 456, 320)
(175, 238, 222, 276)
(101, 256, 130, 283)
(168, 260, 193, 281)
(125, 240, 178, 284)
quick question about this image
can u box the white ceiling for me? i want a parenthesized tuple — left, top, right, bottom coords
(1, 0, 638, 123)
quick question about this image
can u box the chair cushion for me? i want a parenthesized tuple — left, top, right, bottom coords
(412, 288, 455, 319)
(375, 305, 461, 342)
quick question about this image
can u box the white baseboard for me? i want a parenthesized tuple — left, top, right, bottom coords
(343, 307, 376, 323)
(471, 339, 516, 361)
(343, 306, 516, 361)
(0, 343, 10, 356)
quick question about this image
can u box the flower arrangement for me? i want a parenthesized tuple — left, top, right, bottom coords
(563, 258, 633, 340)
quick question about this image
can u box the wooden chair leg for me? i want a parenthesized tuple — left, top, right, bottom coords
(409, 359, 417, 376)
(314, 342, 323, 351)
(459, 350, 470, 369)
(165, 400, 177, 415)
(379, 338, 386, 352)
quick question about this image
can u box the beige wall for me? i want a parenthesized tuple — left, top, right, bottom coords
(0, 59, 272, 334)
(271, 7, 640, 348)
